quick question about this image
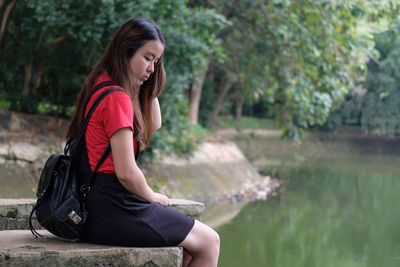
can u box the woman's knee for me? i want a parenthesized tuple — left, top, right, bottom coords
(180, 220, 220, 254)
(211, 228, 220, 251)
(197, 221, 219, 250)
(203, 226, 219, 256)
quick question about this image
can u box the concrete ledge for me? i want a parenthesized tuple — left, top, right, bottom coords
(0, 198, 35, 219)
(0, 199, 204, 266)
(168, 198, 205, 217)
(0, 198, 204, 231)
(0, 230, 182, 266)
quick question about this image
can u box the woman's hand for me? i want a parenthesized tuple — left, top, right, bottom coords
(153, 192, 169, 206)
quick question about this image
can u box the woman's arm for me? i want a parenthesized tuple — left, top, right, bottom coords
(151, 97, 162, 131)
(110, 127, 168, 205)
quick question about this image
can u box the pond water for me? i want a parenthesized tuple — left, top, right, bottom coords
(216, 132, 400, 267)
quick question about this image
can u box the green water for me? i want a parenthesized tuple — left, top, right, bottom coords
(217, 133, 400, 267)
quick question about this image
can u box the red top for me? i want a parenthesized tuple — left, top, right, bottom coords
(84, 74, 137, 173)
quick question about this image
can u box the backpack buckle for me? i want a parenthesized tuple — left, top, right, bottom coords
(80, 185, 90, 196)
(67, 210, 82, 224)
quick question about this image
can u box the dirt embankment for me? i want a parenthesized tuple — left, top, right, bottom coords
(0, 108, 69, 143)
(0, 108, 280, 203)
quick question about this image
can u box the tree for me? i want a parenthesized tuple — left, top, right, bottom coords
(189, 60, 208, 124)
(0, 0, 226, 154)
(0, 0, 17, 53)
(326, 31, 400, 136)
(198, 0, 396, 138)
(184, 8, 227, 125)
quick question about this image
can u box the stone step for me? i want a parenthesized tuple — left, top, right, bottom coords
(0, 198, 205, 266)
(0, 198, 204, 231)
(0, 230, 182, 266)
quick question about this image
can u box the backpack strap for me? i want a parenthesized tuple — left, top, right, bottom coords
(93, 81, 119, 92)
(78, 86, 126, 196)
(29, 204, 45, 238)
(79, 81, 119, 122)
(76, 87, 125, 150)
(64, 83, 125, 155)
(31, 82, 126, 239)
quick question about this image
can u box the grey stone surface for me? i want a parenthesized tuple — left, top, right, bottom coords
(0, 198, 204, 231)
(0, 230, 183, 266)
(0, 217, 42, 231)
(0, 144, 8, 157)
(9, 143, 42, 162)
(0, 199, 36, 219)
(169, 198, 205, 217)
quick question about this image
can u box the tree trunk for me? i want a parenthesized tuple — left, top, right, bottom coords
(23, 56, 32, 96)
(211, 78, 234, 125)
(188, 64, 208, 124)
(25, 35, 66, 96)
(0, 0, 18, 53)
(235, 92, 244, 124)
(206, 63, 216, 84)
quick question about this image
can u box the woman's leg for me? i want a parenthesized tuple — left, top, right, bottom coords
(179, 220, 220, 267)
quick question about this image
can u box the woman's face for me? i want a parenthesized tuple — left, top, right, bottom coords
(129, 40, 164, 87)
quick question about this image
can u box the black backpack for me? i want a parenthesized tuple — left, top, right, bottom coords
(29, 81, 125, 240)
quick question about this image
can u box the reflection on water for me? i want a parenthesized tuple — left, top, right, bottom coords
(217, 133, 400, 267)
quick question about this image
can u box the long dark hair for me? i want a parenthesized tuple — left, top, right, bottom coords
(66, 18, 166, 150)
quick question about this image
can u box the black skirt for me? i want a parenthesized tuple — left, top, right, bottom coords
(82, 173, 195, 247)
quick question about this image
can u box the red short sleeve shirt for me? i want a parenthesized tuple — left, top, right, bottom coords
(84, 74, 137, 173)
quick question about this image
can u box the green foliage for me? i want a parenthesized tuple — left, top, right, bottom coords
(1, 0, 130, 112)
(2, 0, 400, 152)
(215, 115, 275, 131)
(0, 98, 10, 109)
(326, 31, 400, 136)
(198, 0, 399, 139)
(151, 0, 227, 153)
(151, 121, 212, 156)
(256, 1, 364, 138)
(1, 0, 225, 154)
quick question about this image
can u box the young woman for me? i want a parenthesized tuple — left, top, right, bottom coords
(66, 18, 220, 266)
